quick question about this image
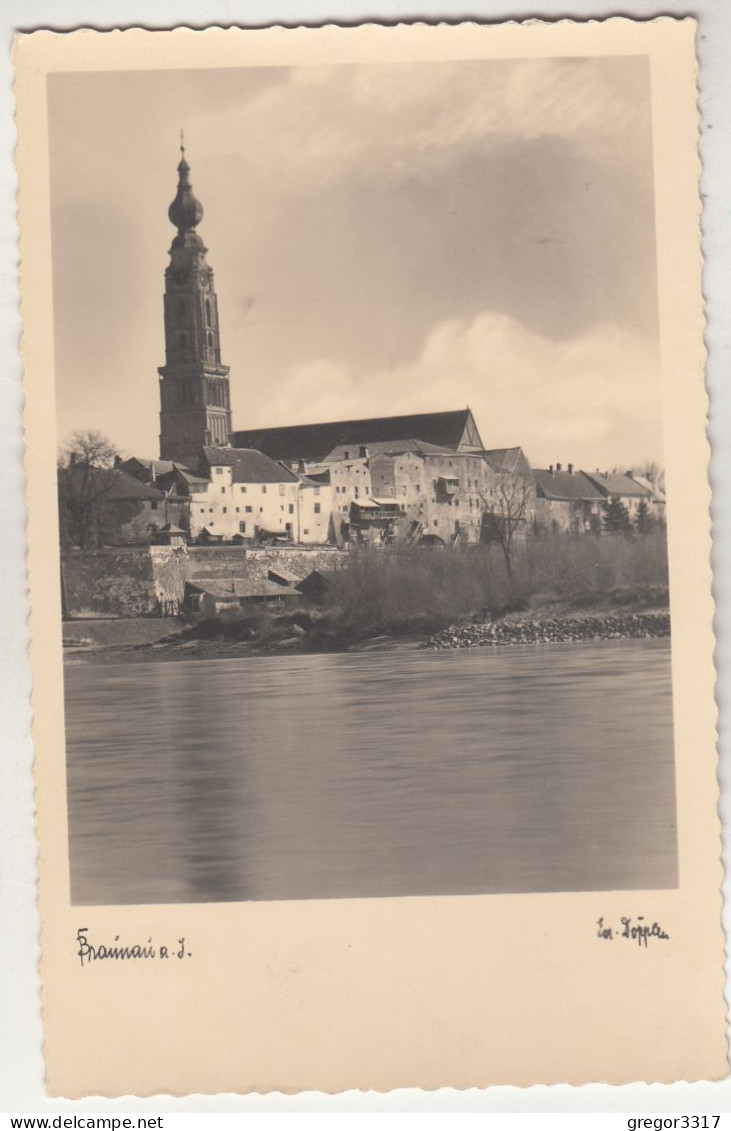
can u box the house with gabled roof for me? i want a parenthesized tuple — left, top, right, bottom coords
(582, 470, 655, 520)
(534, 464, 607, 534)
(188, 445, 301, 542)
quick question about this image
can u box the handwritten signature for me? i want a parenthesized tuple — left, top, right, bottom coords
(596, 916, 670, 947)
(76, 927, 192, 968)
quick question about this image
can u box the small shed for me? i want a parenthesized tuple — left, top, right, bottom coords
(295, 569, 339, 605)
(184, 578, 297, 616)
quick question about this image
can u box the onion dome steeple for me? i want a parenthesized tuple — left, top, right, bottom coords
(168, 135, 204, 233)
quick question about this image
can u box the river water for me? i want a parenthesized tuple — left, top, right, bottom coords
(65, 640, 677, 905)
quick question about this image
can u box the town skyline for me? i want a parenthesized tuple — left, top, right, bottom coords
(49, 56, 662, 470)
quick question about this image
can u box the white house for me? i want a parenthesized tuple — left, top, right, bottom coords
(190, 447, 301, 541)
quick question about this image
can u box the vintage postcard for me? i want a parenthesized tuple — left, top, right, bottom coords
(16, 19, 727, 1096)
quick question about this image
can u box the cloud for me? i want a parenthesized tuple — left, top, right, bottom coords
(188, 56, 652, 195)
(265, 310, 662, 468)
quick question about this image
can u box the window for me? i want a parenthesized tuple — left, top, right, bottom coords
(240, 485, 247, 493)
(221, 486, 225, 494)
(262, 485, 267, 494)
(314, 486, 320, 495)
(206, 299, 211, 323)
(354, 486, 359, 499)
(215, 467, 223, 475)
(279, 485, 285, 496)
(235, 507, 239, 513)
(343, 451, 350, 460)
(245, 506, 252, 514)
(239, 521, 246, 533)
(314, 503, 321, 515)
(280, 505, 284, 512)
(303, 529, 310, 536)
(433, 520, 438, 527)
(416, 484, 421, 493)
(222, 507, 227, 514)
(200, 508, 205, 513)
(151, 501, 158, 511)
(209, 508, 213, 513)
(260, 507, 264, 514)
(288, 504, 294, 514)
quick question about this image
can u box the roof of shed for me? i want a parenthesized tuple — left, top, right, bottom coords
(187, 578, 293, 598)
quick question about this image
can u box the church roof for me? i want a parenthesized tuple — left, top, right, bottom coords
(324, 438, 455, 462)
(199, 446, 299, 484)
(168, 145, 204, 233)
(232, 408, 481, 463)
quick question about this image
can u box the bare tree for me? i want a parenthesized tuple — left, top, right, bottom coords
(478, 472, 534, 577)
(634, 460, 665, 493)
(57, 429, 125, 549)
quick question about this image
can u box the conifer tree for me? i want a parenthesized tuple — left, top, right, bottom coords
(602, 495, 631, 534)
(635, 498, 653, 534)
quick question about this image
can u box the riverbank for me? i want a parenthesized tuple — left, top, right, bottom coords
(63, 594, 670, 664)
(420, 611, 670, 650)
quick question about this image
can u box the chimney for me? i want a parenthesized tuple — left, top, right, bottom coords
(359, 445, 369, 459)
(548, 464, 554, 476)
(297, 459, 306, 474)
(626, 469, 634, 479)
(556, 462, 562, 472)
(568, 462, 574, 475)
(113, 455, 123, 469)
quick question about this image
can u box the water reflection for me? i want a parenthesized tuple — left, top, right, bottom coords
(65, 640, 677, 905)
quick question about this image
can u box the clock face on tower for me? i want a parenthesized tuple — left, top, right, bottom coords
(173, 267, 189, 286)
(199, 270, 209, 288)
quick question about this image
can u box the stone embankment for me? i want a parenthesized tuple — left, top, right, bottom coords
(420, 612, 670, 651)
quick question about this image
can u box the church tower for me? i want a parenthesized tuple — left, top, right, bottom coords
(158, 143, 232, 467)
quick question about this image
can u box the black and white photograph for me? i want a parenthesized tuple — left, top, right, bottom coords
(16, 18, 727, 1097)
(50, 51, 676, 907)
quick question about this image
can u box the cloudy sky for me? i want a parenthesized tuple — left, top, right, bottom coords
(48, 56, 660, 469)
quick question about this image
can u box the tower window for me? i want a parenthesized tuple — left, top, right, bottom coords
(207, 332, 213, 347)
(205, 299, 211, 324)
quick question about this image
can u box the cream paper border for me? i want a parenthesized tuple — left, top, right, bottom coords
(16, 20, 727, 1096)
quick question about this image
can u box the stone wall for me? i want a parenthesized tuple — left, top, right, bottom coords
(62, 544, 348, 617)
(243, 546, 347, 581)
(61, 548, 159, 617)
